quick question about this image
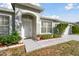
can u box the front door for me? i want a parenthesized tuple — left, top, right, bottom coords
(22, 18, 32, 38)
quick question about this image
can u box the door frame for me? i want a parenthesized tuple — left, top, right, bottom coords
(22, 17, 32, 38)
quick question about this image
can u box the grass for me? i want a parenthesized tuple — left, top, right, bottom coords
(0, 40, 79, 56)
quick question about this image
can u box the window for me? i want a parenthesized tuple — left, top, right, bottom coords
(41, 20, 52, 33)
(0, 15, 9, 35)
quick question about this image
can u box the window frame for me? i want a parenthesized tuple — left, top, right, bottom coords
(0, 13, 12, 35)
(41, 20, 52, 34)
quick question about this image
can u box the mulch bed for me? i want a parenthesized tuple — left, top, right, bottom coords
(0, 43, 7, 48)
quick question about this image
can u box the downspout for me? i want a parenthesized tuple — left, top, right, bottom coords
(11, 3, 15, 32)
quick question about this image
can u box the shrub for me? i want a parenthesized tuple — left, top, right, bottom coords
(37, 34, 61, 40)
(53, 23, 68, 35)
(0, 31, 21, 46)
(40, 34, 53, 39)
(72, 24, 79, 34)
(53, 34, 61, 38)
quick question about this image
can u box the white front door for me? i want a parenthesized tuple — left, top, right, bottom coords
(22, 18, 32, 38)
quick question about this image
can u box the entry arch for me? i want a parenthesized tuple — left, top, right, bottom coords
(21, 12, 37, 38)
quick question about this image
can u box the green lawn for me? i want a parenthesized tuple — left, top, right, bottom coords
(0, 40, 79, 56)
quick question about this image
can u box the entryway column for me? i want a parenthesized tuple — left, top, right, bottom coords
(36, 15, 41, 35)
(15, 8, 23, 38)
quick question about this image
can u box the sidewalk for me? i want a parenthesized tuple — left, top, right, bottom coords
(23, 35, 79, 52)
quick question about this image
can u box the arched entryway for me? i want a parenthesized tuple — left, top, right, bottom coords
(21, 13, 36, 38)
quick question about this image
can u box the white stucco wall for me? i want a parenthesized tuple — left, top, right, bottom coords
(52, 22, 56, 28)
(36, 14, 41, 34)
(15, 7, 41, 38)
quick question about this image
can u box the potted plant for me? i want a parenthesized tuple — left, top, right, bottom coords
(36, 35, 41, 41)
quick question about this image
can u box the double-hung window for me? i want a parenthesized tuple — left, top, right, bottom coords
(41, 20, 52, 33)
(0, 15, 9, 35)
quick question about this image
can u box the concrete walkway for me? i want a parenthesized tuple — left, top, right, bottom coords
(23, 35, 79, 52)
(23, 39, 41, 52)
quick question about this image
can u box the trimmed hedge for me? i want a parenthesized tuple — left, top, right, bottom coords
(0, 31, 21, 46)
(37, 34, 61, 40)
(72, 25, 79, 34)
(53, 23, 68, 35)
(40, 34, 53, 39)
(53, 34, 61, 38)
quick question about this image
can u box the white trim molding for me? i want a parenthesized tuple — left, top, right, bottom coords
(0, 13, 12, 35)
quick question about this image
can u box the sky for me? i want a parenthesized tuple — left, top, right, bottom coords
(0, 3, 13, 9)
(40, 3, 79, 23)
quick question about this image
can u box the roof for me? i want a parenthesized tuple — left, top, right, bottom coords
(40, 16, 62, 22)
(40, 16, 76, 24)
(0, 3, 14, 13)
(14, 3, 43, 12)
(0, 8, 14, 13)
(30, 3, 41, 7)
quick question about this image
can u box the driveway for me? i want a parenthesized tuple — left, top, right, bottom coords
(23, 35, 79, 52)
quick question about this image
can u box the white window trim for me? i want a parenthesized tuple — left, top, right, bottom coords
(41, 20, 52, 34)
(0, 13, 12, 34)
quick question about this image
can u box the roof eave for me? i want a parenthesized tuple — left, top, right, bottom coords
(15, 3, 43, 12)
(0, 8, 14, 13)
(40, 16, 61, 22)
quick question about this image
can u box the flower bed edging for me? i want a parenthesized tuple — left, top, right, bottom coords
(0, 43, 24, 51)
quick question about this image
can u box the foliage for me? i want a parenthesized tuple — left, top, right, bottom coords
(39, 34, 53, 39)
(72, 24, 79, 34)
(0, 31, 21, 46)
(53, 23, 68, 35)
(37, 34, 60, 40)
(53, 34, 61, 38)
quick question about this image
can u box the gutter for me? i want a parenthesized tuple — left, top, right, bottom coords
(0, 8, 14, 13)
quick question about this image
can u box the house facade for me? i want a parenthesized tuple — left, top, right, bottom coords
(0, 3, 62, 39)
(0, 4, 14, 35)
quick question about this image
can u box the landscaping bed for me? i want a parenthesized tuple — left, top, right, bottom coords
(0, 40, 79, 56)
(36, 34, 61, 40)
(0, 43, 25, 56)
(0, 31, 21, 47)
